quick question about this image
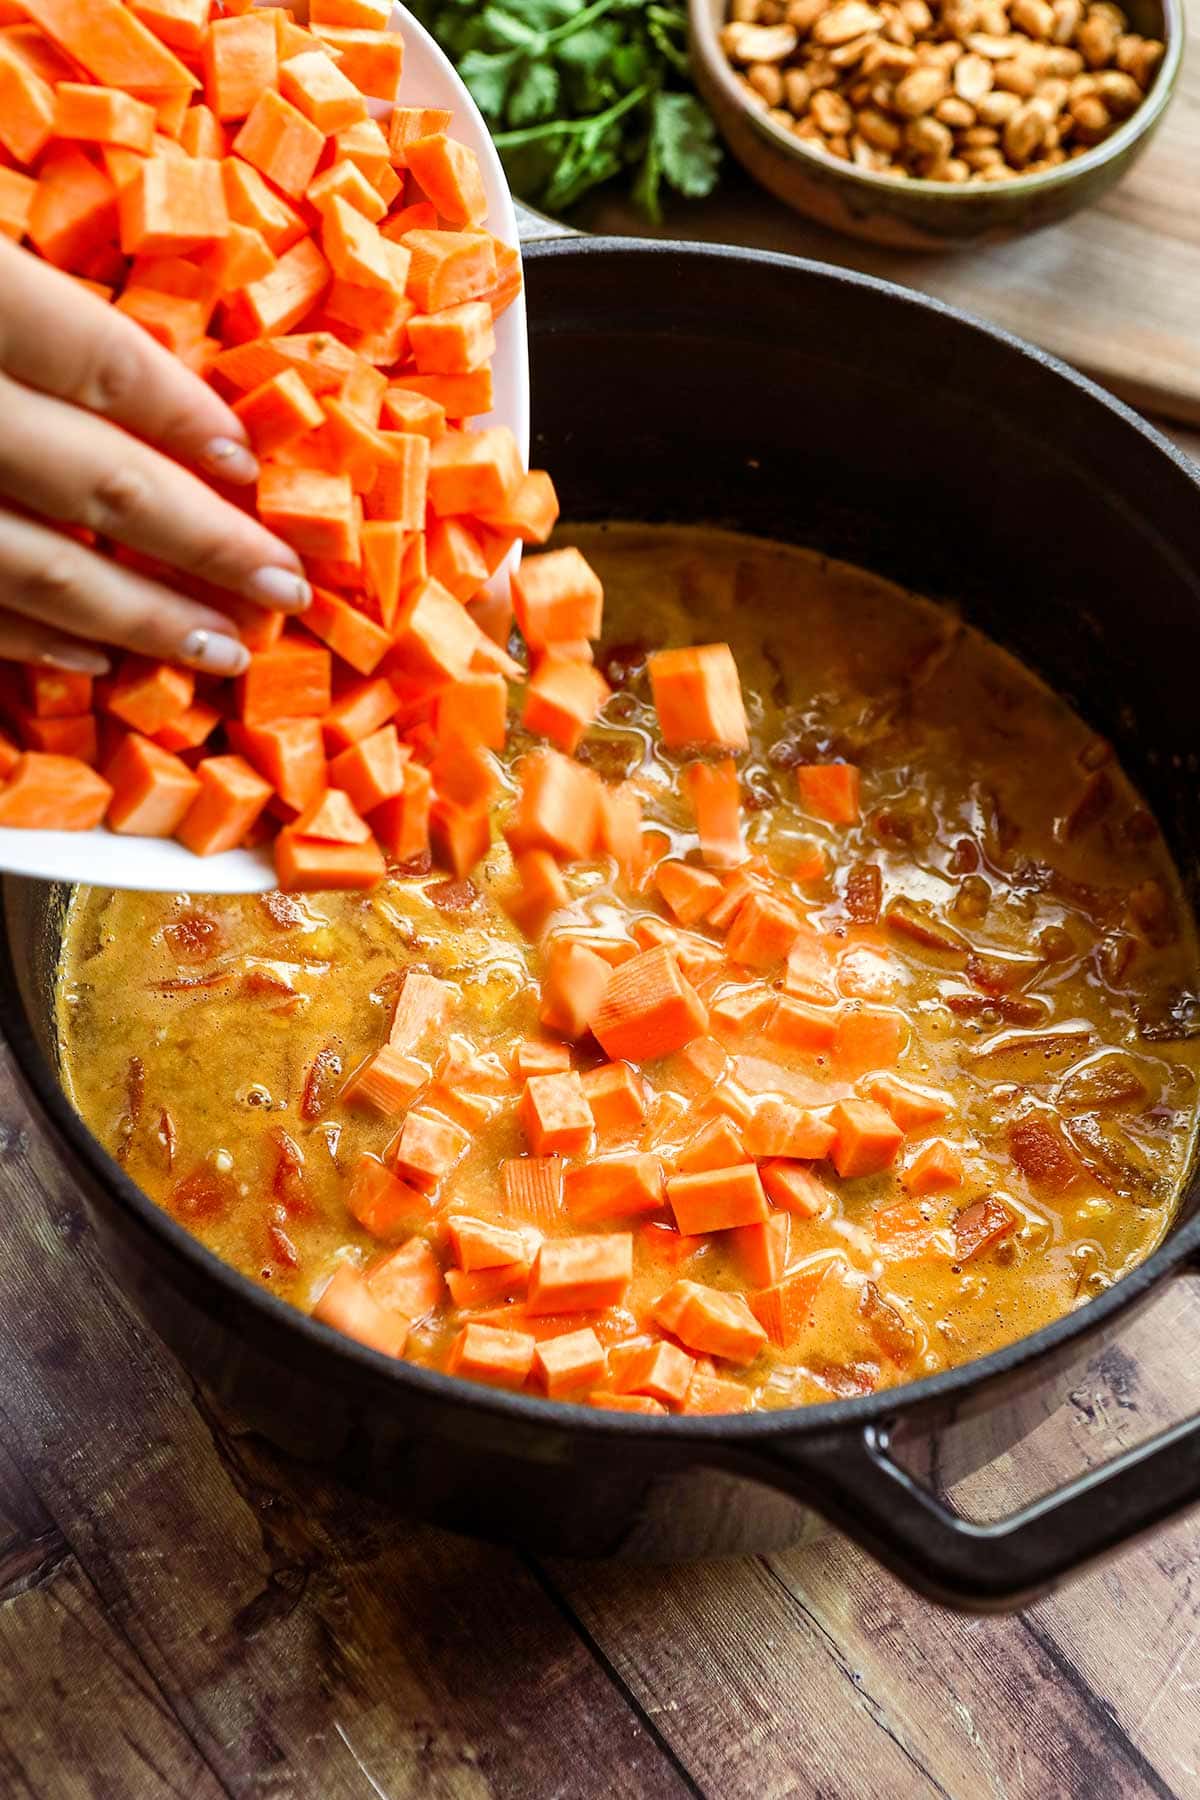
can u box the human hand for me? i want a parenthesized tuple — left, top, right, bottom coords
(0, 239, 312, 681)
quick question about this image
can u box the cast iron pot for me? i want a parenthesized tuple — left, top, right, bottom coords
(3, 238, 1200, 1613)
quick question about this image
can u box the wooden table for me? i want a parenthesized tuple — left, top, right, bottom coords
(4, 165, 1200, 1800)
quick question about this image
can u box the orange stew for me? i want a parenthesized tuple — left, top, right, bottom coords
(57, 525, 1200, 1414)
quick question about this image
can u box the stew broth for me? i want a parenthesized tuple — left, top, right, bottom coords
(56, 526, 1200, 1412)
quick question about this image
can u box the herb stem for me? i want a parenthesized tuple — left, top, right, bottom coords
(493, 80, 653, 146)
(539, 0, 623, 48)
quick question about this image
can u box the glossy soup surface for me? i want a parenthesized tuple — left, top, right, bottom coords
(57, 526, 1200, 1412)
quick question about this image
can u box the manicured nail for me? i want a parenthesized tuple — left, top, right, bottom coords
(244, 566, 312, 611)
(179, 629, 250, 677)
(201, 436, 258, 484)
(40, 645, 110, 675)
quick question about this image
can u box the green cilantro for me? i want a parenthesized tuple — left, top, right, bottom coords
(410, 0, 723, 219)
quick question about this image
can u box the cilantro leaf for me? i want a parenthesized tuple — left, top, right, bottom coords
(649, 89, 722, 198)
(424, 0, 723, 217)
(507, 60, 562, 125)
(457, 47, 520, 122)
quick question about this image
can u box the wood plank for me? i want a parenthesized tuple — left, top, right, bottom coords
(0, 1050, 696, 1800)
(544, 1537, 1186, 1799)
(582, 5, 1200, 424)
(951, 1273, 1200, 1799)
(0, 1441, 227, 1800)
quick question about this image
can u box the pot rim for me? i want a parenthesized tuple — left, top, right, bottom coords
(13, 232, 1200, 1450)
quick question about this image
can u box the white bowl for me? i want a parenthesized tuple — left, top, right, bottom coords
(0, 1, 528, 895)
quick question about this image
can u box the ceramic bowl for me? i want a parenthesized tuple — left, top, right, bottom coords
(688, 0, 1181, 248)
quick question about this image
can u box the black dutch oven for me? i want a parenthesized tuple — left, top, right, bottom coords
(3, 237, 1199, 1612)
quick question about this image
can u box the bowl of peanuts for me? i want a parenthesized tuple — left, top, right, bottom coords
(688, 0, 1178, 246)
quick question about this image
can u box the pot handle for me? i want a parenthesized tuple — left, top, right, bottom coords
(750, 1406, 1200, 1611)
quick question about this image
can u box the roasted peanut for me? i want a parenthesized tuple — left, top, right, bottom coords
(829, 32, 879, 65)
(812, 86, 856, 130)
(1003, 96, 1049, 158)
(811, 1, 885, 42)
(937, 95, 978, 124)
(954, 50, 995, 99)
(719, 0, 1162, 180)
(748, 62, 787, 103)
(893, 63, 949, 112)
(784, 66, 815, 110)
(786, 0, 830, 28)
(976, 87, 1022, 120)
(857, 103, 904, 146)
(721, 20, 799, 59)
(1070, 89, 1111, 133)
(1095, 67, 1142, 111)
(905, 112, 954, 156)
(994, 56, 1040, 93)
(1077, 8, 1119, 66)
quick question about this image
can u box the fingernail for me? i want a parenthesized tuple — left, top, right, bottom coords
(179, 629, 250, 677)
(244, 566, 312, 611)
(202, 436, 259, 485)
(40, 645, 110, 675)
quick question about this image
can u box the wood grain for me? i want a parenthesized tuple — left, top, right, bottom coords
(582, 7, 1200, 425)
(0, 1443, 226, 1800)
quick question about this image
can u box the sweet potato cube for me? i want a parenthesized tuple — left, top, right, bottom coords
(795, 762, 861, 824)
(655, 860, 724, 926)
(447, 1322, 536, 1390)
(105, 732, 201, 836)
(608, 1337, 695, 1407)
(388, 1107, 470, 1193)
(902, 1138, 965, 1195)
(0, 752, 111, 829)
(313, 1264, 408, 1355)
(829, 1098, 904, 1178)
(279, 48, 367, 133)
(446, 1215, 528, 1273)
(652, 1279, 767, 1365)
(527, 1234, 633, 1315)
(564, 1154, 664, 1225)
(748, 1263, 836, 1348)
(106, 658, 194, 735)
(501, 1156, 564, 1230)
(676, 1116, 747, 1174)
(728, 1213, 791, 1288)
(365, 1236, 444, 1320)
(681, 1371, 750, 1414)
(725, 891, 801, 969)
(341, 1045, 427, 1117)
(759, 1160, 834, 1217)
(522, 658, 610, 755)
(511, 546, 603, 648)
(765, 996, 840, 1053)
(533, 1327, 607, 1397)
(588, 945, 709, 1064)
(519, 1070, 592, 1157)
(648, 644, 748, 751)
(345, 1152, 429, 1237)
(666, 1163, 768, 1235)
(863, 1074, 953, 1130)
(119, 155, 228, 255)
(506, 748, 601, 862)
(233, 88, 324, 199)
(176, 755, 271, 856)
(580, 1062, 646, 1134)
